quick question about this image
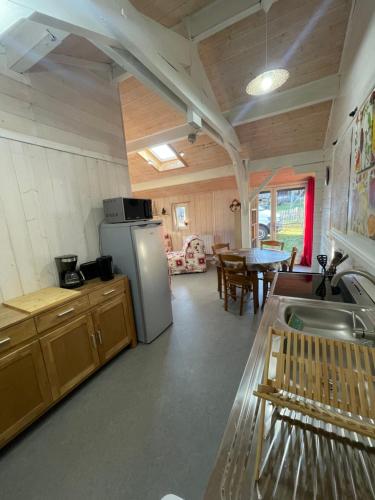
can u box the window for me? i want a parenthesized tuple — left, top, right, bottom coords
(137, 144, 187, 172)
(173, 203, 189, 230)
(150, 144, 176, 161)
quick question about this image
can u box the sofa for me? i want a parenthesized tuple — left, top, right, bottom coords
(166, 234, 207, 275)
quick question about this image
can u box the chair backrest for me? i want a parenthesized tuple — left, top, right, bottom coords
(260, 240, 285, 250)
(218, 254, 247, 275)
(289, 246, 298, 271)
(212, 243, 230, 255)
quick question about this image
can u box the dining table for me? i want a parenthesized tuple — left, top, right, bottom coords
(215, 248, 291, 311)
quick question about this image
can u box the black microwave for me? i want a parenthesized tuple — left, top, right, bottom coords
(103, 197, 153, 223)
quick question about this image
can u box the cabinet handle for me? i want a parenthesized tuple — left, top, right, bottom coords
(0, 337, 11, 347)
(103, 289, 116, 296)
(96, 330, 103, 345)
(90, 333, 97, 349)
(57, 307, 75, 317)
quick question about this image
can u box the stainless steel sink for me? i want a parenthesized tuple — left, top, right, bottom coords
(276, 297, 375, 344)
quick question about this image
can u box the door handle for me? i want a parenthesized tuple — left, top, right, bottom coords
(96, 330, 103, 345)
(0, 337, 11, 348)
(90, 333, 97, 349)
(57, 307, 75, 317)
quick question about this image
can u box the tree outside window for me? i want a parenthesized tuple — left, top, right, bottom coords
(173, 203, 189, 230)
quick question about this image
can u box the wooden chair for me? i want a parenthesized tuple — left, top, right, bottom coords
(219, 254, 259, 315)
(261, 270, 276, 309)
(281, 246, 298, 272)
(253, 327, 375, 481)
(212, 243, 230, 299)
(260, 240, 285, 250)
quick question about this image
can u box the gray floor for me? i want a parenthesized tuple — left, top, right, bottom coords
(0, 266, 261, 500)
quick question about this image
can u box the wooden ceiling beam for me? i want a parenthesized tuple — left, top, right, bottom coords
(13, 0, 240, 151)
(132, 149, 323, 192)
(1, 18, 69, 73)
(127, 124, 196, 153)
(226, 74, 339, 125)
(176, 0, 279, 42)
(124, 76, 337, 151)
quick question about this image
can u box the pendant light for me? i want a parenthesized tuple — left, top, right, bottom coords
(246, 7, 289, 96)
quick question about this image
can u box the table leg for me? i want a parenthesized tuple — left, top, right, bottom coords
(250, 271, 259, 313)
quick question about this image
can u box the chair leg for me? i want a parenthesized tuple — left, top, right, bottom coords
(262, 279, 268, 309)
(217, 267, 222, 298)
(239, 285, 245, 316)
(250, 272, 259, 313)
(254, 399, 266, 482)
(224, 284, 228, 311)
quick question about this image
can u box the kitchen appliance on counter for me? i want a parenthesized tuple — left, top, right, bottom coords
(55, 255, 83, 289)
(100, 220, 172, 343)
(79, 260, 99, 281)
(103, 197, 152, 223)
(96, 255, 114, 281)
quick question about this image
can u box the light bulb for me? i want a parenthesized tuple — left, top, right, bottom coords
(261, 76, 273, 91)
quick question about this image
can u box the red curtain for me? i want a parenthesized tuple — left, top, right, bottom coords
(300, 177, 315, 267)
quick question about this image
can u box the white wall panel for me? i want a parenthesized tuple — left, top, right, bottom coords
(0, 137, 131, 300)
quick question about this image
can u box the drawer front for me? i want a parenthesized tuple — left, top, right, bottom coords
(0, 319, 37, 354)
(35, 296, 89, 333)
(88, 281, 125, 307)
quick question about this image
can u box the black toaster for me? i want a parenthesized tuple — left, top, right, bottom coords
(79, 261, 99, 281)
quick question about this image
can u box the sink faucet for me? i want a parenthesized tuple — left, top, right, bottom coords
(331, 269, 375, 287)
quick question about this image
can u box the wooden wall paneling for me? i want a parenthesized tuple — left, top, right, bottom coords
(73, 154, 100, 263)
(0, 138, 39, 294)
(10, 141, 53, 290)
(28, 144, 61, 283)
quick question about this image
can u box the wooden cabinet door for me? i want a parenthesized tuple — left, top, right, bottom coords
(93, 295, 131, 364)
(40, 314, 100, 400)
(0, 340, 52, 447)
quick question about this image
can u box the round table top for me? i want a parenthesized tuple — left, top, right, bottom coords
(217, 248, 291, 267)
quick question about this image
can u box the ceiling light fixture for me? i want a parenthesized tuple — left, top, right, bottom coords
(246, 7, 289, 96)
(179, 151, 185, 157)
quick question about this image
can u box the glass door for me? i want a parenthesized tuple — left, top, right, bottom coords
(257, 186, 306, 260)
(275, 187, 305, 255)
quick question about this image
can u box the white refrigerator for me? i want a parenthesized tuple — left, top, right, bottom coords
(100, 220, 173, 343)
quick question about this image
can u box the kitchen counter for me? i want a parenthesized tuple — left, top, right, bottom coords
(0, 275, 125, 331)
(205, 273, 375, 500)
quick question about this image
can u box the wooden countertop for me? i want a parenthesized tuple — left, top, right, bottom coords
(0, 275, 126, 331)
(205, 273, 375, 499)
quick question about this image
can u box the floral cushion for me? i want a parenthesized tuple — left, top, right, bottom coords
(167, 235, 207, 275)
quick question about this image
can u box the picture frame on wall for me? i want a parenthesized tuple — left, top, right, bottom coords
(348, 89, 375, 240)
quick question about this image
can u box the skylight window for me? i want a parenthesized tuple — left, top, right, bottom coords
(150, 144, 177, 162)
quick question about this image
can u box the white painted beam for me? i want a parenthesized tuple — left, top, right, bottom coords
(43, 53, 111, 72)
(127, 124, 197, 153)
(124, 76, 338, 151)
(247, 150, 324, 172)
(226, 74, 339, 125)
(131, 149, 324, 194)
(111, 64, 131, 84)
(132, 165, 234, 192)
(178, 0, 279, 42)
(2, 19, 68, 72)
(0, 1, 32, 37)
(12, 0, 240, 152)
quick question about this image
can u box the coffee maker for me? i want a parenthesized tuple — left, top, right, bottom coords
(55, 255, 84, 289)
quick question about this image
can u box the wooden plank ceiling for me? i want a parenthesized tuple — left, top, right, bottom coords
(199, 0, 351, 111)
(237, 101, 332, 160)
(130, 0, 213, 27)
(119, 77, 185, 142)
(118, 0, 351, 193)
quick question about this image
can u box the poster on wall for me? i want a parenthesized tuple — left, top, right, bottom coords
(349, 89, 375, 240)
